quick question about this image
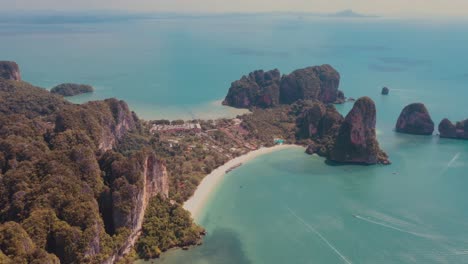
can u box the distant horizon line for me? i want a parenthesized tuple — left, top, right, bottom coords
(1, 9, 468, 20)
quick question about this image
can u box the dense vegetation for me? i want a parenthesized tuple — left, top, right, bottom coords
(50, 83, 94, 96)
(148, 132, 228, 203)
(136, 196, 204, 260)
(0, 78, 200, 263)
(240, 105, 298, 145)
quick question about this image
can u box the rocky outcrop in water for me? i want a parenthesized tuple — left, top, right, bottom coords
(222, 69, 281, 108)
(381, 87, 389, 95)
(295, 99, 389, 164)
(439, 118, 468, 139)
(329, 97, 389, 164)
(0, 61, 21, 81)
(305, 143, 318, 155)
(51, 83, 94, 96)
(223, 65, 344, 108)
(396, 103, 434, 135)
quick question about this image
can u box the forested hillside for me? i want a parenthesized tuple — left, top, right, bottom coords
(0, 76, 201, 263)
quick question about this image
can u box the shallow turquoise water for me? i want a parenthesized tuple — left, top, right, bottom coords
(2, 15, 468, 120)
(2, 14, 468, 263)
(153, 139, 468, 263)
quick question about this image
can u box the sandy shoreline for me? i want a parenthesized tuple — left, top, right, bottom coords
(183, 144, 304, 220)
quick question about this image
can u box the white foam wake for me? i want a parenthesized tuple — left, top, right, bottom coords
(440, 152, 461, 176)
(354, 214, 435, 239)
(286, 207, 353, 264)
(447, 152, 461, 168)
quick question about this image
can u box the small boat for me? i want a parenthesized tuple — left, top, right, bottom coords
(226, 163, 242, 173)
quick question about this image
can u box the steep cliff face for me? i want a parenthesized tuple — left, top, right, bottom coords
(102, 152, 169, 263)
(121, 155, 168, 255)
(54, 98, 137, 151)
(297, 101, 327, 138)
(439, 118, 468, 139)
(318, 106, 344, 139)
(99, 99, 138, 151)
(296, 101, 344, 139)
(223, 65, 345, 109)
(223, 69, 281, 108)
(329, 97, 389, 164)
(0, 61, 21, 81)
(396, 103, 434, 135)
(101, 152, 168, 234)
(145, 154, 169, 198)
(280, 65, 343, 104)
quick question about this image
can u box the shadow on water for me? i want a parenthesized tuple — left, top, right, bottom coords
(156, 228, 251, 264)
(324, 159, 375, 167)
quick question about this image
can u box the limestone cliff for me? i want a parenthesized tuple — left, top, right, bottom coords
(0, 61, 21, 81)
(439, 118, 468, 139)
(111, 153, 168, 231)
(296, 100, 344, 141)
(222, 69, 281, 108)
(102, 152, 169, 263)
(329, 97, 389, 164)
(280, 65, 344, 104)
(223, 65, 345, 109)
(396, 103, 434, 135)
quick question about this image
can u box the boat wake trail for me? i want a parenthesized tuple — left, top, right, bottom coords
(354, 214, 435, 239)
(286, 207, 353, 264)
(440, 152, 461, 176)
(447, 152, 460, 168)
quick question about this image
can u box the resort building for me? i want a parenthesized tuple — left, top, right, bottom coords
(150, 123, 202, 133)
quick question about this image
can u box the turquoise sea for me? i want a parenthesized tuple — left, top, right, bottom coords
(2, 13, 468, 263)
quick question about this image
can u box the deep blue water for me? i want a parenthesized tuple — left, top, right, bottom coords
(2, 13, 468, 264)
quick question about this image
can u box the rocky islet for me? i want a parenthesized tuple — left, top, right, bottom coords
(223, 64, 345, 108)
(396, 103, 435, 135)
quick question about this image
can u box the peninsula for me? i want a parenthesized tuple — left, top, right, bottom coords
(0, 62, 390, 264)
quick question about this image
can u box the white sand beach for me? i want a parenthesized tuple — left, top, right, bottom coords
(183, 144, 304, 220)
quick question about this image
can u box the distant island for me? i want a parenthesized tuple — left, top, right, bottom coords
(329, 9, 378, 18)
(223, 65, 345, 108)
(50, 83, 94, 96)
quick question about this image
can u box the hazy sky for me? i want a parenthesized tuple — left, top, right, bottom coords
(2, 0, 468, 17)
